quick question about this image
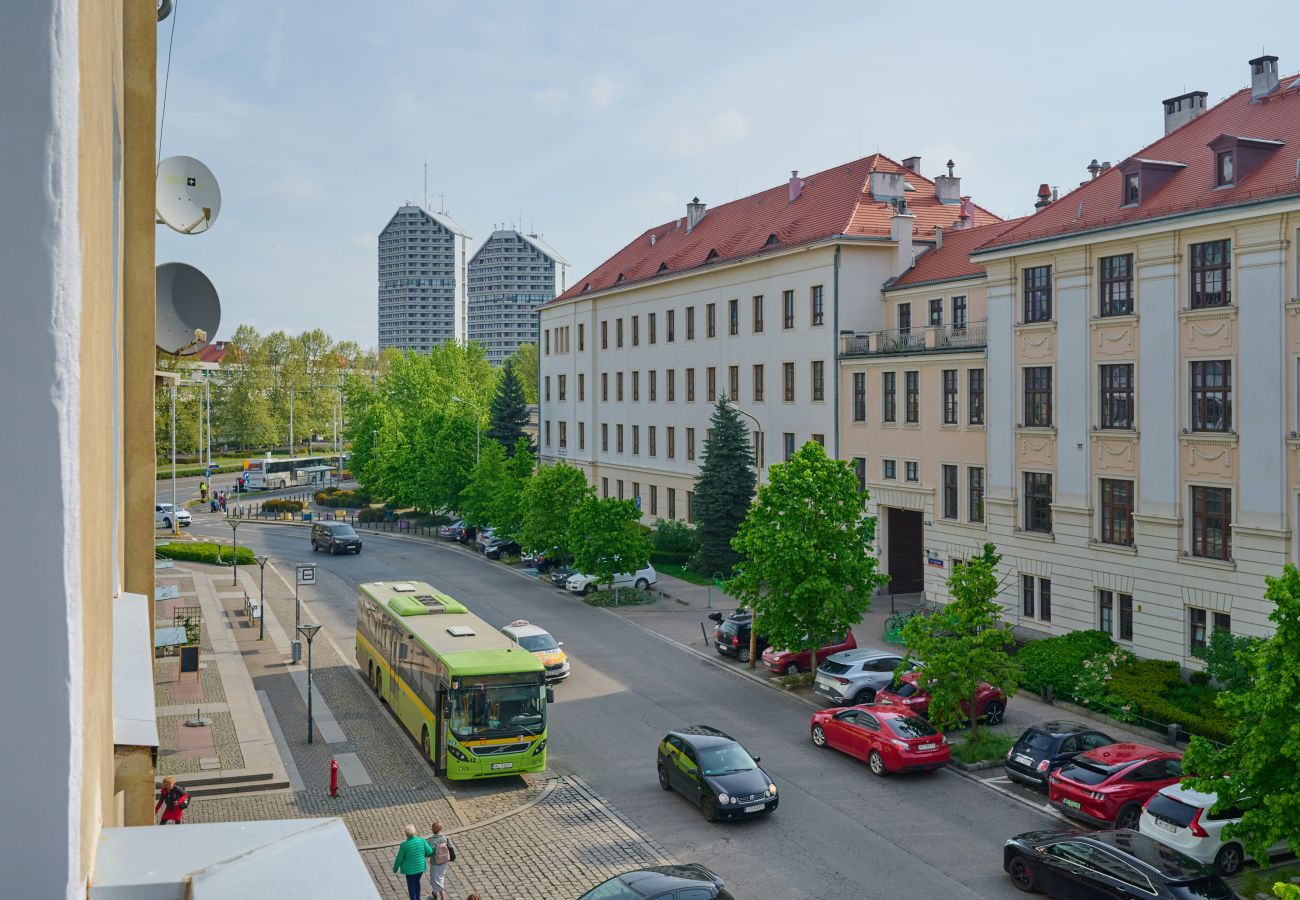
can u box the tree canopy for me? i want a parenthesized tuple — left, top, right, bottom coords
(508, 343, 539, 405)
(487, 359, 533, 456)
(518, 462, 593, 558)
(569, 496, 651, 587)
(690, 397, 757, 574)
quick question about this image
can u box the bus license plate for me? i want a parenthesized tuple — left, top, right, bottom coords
(490, 762, 513, 770)
(744, 804, 765, 814)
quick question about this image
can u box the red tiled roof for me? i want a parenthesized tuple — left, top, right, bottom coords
(888, 218, 1028, 290)
(981, 76, 1300, 252)
(197, 341, 230, 364)
(553, 154, 1001, 303)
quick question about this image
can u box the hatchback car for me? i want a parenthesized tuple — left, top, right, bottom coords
(810, 705, 950, 776)
(813, 648, 910, 706)
(567, 564, 657, 594)
(485, 539, 520, 560)
(436, 519, 466, 540)
(155, 503, 191, 529)
(656, 726, 778, 822)
(761, 630, 857, 676)
(1140, 784, 1289, 875)
(499, 619, 570, 681)
(1003, 829, 1233, 899)
(1003, 721, 1116, 790)
(1048, 743, 1183, 830)
(473, 527, 496, 552)
(710, 611, 769, 663)
(310, 521, 362, 554)
(874, 670, 1007, 725)
(548, 565, 576, 587)
(577, 864, 733, 900)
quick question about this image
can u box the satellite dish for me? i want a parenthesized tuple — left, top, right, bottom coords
(156, 262, 220, 355)
(156, 156, 221, 234)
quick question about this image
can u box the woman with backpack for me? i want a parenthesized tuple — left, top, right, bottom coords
(428, 821, 455, 900)
(155, 776, 189, 825)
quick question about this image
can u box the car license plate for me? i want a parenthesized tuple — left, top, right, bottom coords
(1015, 754, 1034, 766)
(1155, 818, 1177, 833)
(744, 804, 765, 813)
(1062, 798, 1081, 809)
(490, 762, 513, 770)
(917, 743, 937, 751)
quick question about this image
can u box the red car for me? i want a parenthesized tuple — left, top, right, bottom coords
(1047, 742, 1184, 829)
(761, 631, 857, 675)
(810, 705, 951, 776)
(873, 670, 1007, 725)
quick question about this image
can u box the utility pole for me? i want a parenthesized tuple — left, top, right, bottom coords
(170, 382, 179, 537)
(289, 386, 294, 458)
(205, 378, 212, 471)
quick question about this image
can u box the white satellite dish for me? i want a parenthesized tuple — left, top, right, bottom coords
(156, 156, 222, 234)
(156, 262, 221, 355)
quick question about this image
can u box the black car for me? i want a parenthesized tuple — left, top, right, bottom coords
(310, 521, 362, 554)
(549, 565, 576, 587)
(577, 864, 733, 899)
(1004, 829, 1233, 899)
(1004, 721, 1115, 790)
(710, 611, 768, 663)
(484, 539, 520, 560)
(656, 726, 778, 822)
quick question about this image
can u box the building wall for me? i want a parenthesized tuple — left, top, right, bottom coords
(468, 230, 558, 365)
(377, 206, 468, 352)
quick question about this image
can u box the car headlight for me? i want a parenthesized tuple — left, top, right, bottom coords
(767, 783, 777, 796)
(718, 792, 730, 805)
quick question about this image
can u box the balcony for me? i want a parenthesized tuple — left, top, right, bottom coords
(841, 320, 988, 356)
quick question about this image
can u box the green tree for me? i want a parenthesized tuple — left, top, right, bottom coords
(1183, 564, 1300, 863)
(459, 440, 506, 527)
(486, 359, 533, 455)
(730, 441, 886, 656)
(899, 544, 1018, 740)
(1192, 628, 1262, 693)
(690, 398, 757, 574)
(212, 324, 275, 450)
(569, 496, 651, 589)
(491, 437, 535, 541)
(154, 350, 201, 459)
(518, 463, 593, 558)
(508, 343, 539, 405)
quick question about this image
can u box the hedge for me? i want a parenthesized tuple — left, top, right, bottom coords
(1013, 630, 1117, 695)
(156, 542, 255, 565)
(261, 498, 304, 514)
(1107, 659, 1235, 744)
(314, 488, 372, 508)
(358, 507, 389, 523)
(649, 550, 692, 565)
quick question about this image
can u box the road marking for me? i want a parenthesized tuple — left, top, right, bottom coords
(333, 751, 372, 787)
(289, 668, 348, 744)
(258, 689, 305, 791)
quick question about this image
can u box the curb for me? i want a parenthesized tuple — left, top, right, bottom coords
(940, 764, 1074, 825)
(354, 777, 561, 852)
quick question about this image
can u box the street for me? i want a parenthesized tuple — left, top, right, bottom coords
(188, 516, 1052, 899)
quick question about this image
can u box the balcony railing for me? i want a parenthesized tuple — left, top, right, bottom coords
(841, 320, 987, 356)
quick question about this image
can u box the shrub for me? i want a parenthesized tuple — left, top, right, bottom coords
(1108, 659, 1235, 744)
(1193, 629, 1261, 692)
(156, 542, 255, 565)
(583, 587, 655, 608)
(314, 489, 371, 509)
(261, 498, 304, 514)
(649, 550, 692, 565)
(951, 732, 1015, 765)
(1013, 630, 1117, 695)
(358, 507, 388, 523)
(651, 519, 698, 556)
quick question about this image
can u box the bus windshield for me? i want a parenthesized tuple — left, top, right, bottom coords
(448, 682, 545, 741)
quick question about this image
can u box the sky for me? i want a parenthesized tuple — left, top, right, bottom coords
(155, 0, 1300, 349)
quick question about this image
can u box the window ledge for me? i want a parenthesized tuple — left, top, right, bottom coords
(902, 423, 922, 429)
(1091, 428, 1139, 440)
(1178, 431, 1238, 446)
(1177, 554, 1236, 572)
(939, 423, 961, 430)
(1087, 540, 1138, 556)
(1177, 305, 1237, 322)
(1016, 426, 1058, 436)
(1015, 321, 1056, 333)
(1013, 529, 1056, 543)
(1090, 314, 1139, 327)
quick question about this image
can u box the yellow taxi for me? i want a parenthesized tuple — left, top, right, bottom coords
(500, 619, 570, 681)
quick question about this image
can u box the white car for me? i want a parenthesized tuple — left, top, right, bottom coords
(566, 564, 657, 595)
(155, 503, 191, 529)
(1139, 783, 1289, 875)
(500, 620, 570, 681)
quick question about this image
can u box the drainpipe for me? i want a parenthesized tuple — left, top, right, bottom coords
(832, 244, 841, 461)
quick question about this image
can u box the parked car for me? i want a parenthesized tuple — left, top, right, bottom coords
(566, 564, 657, 594)
(548, 565, 576, 587)
(813, 648, 913, 706)
(473, 527, 496, 552)
(1003, 829, 1233, 898)
(761, 631, 858, 676)
(499, 619, 570, 682)
(155, 503, 191, 529)
(522, 548, 563, 572)
(436, 519, 466, 540)
(1139, 783, 1289, 875)
(874, 670, 1007, 725)
(578, 864, 733, 900)
(810, 705, 950, 776)
(310, 521, 362, 554)
(485, 539, 520, 560)
(1003, 721, 1116, 790)
(656, 726, 778, 822)
(710, 610, 769, 663)
(1048, 742, 1183, 829)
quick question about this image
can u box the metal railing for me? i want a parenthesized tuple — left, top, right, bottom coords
(841, 320, 988, 356)
(940, 320, 987, 349)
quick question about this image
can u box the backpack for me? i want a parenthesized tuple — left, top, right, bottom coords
(432, 837, 452, 865)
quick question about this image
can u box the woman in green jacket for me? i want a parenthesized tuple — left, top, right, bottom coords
(392, 824, 432, 900)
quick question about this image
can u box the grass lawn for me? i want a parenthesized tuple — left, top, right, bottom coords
(1239, 864, 1300, 899)
(654, 562, 720, 588)
(950, 731, 1015, 765)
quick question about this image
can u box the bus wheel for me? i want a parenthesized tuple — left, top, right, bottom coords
(421, 728, 431, 761)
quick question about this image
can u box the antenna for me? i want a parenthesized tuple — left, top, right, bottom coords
(155, 262, 220, 355)
(156, 156, 222, 234)
(439, 193, 446, 214)
(423, 157, 428, 211)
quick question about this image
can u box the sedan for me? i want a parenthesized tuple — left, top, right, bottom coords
(1003, 829, 1233, 898)
(578, 864, 733, 900)
(1003, 721, 1115, 790)
(484, 539, 520, 560)
(548, 565, 576, 588)
(874, 670, 1007, 725)
(1048, 743, 1183, 830)
(810, 705, 950, 776)
(656, 726, 778, 822)
(761, 630, 857, 676)
(473, 527, 496, 552)
(436, 519, 466, 540)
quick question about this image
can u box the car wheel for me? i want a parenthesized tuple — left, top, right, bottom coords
(635, 578, 649, 590)
(1008, 856, 1035, 892)
(868, 750, 888, 777)
(784, 662, 800, 676)
(1114, 803, 1142, 830)
(701, 797, 719, 823)
(983, 700, 1006, 725)
(737, 647, 751, 663)
(582, 583, 595, 596)
(657, 766, 672, 791)
(852, 688, 876, 705)
(421, 727, 431, 762)
(811, 725, 827, 748)
(1214, 843, 1244, 876)
(311, 541, 318, 552)
(163, 517, 172, 529)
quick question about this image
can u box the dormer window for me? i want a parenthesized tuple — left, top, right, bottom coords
(1124, 173, 1140, 206)
(1216, 150, 1235, 187)
(1208, 134, 1284, 188)
(1118, 158, 1187, 208)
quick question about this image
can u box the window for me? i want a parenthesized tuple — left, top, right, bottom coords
(782, 290, 795, 328)
(883, 372, 897, 423)
(601, 423, 608, 451)
(648, 426, 656, 457)
(1191, 485, 1231, 560)
(616, 372, 624, 402)
(1216, 150, 1234, 187)
(753, 364, 765, 402)
(686, 427, 695, 461)
(1024, 366, 1053, 427)
(683, 490, 690, 523)
(578, 373, 585, 402)
(852, 372, 866, 421)
(1119, 593, 1134, 641)
(1099, 591, 1114, 636)
(601, 477, 608, 498)
(752, 295, 764, 332)
(616, 424, 624, 453)
(1124, 172, 1140, 206)
(942, 465, 958, 519)
(1214, 611, 1230, 635)
(1099, 364, 1134, 429)
(853, 457, 867, 492)
(811, 285, 825, 326)
(616, 317, 624, 347)
(601, 320, 608, 349)
(811, 433, 825, 447)
(968, 467, 985, 524)
(1100, 479, 1134, 546)
(783, 432, 796, 461)
(666, 369, 675, 401)
(728, 298, 739, 335)
(1190, 360, 1231, 432)
(706, 302, 717, 338)
(667, 426, 675, 459)
(686, 368, 695, 402)
(617, 479, 624, 500)
(968, 369, 985, 425)
(929, 298, 943, 327)
(1189, 607, 1207, 654)
(649, 484, 657, 516)
(667, 309, 675, 342)
(648, 312, 656, 344)
(952, 296, 967, 330)
(883, 459, 897, 480)
(898, 302, 912, 335)
(728, 365, 739, 401)
(904, 461, 919, 482)
(1099, 590, 1134, 640)
(1023, 265, 1052, 322)
(544, 420, 551, 447)
(904, 371, 919, 423)
(1100, 254, 1133, 317)
(578, 323, 584, 351)
(648, 370, 656, 402)
(545, 329, 550, 355)
(752, 431, 764, 468)
(632, 425, 639, 455)
(556, 374, 568, 402)
(707, 367, 716, 402)
(558, 420, 567, 449)
(812, 360, 825, 402)
(686, 306, 695, 340)
(601, 372, 609, 402)
(1022, 574, 1035, 617)
(631, 315, 639, 346)
(942, 369, 958, 424)
(1031, 577, 1052, 621)
(1190, 239, 1231, 308)
(544, 375, 551, 402)
(1024, 472, 1053, 533)
(783, 363, 795, 402)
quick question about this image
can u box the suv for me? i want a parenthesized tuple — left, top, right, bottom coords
(814, 648, 911, 706)
(710, 611, 768, 663)
(1139, 784, 1289, 875)
(311, 521, 362, 554)
(874, 670, 1007, 724)
(762, 631, 858, 676)
(1003, 721, 1115, 790)
(566, 565, 656, 594)
(155, 503, 191, 529)
(1049, 742, 1183, 829)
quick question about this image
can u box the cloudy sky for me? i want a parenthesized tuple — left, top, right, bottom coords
(155, 0, 1298, 347)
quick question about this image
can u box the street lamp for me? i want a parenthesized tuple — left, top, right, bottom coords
(451, 396, 481, 464)
(254, 554, 270, 641)
(297, 623, 321, 743)
(226, 519, 241, 586)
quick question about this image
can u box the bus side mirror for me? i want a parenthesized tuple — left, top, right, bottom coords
(546, 686, 555, 704)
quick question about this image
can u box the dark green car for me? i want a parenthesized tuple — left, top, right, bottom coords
(656, 726, 778, 822)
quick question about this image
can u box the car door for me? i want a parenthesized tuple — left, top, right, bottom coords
(1040, 842, 1110, 900)
(678, 743, 706, 805)
(852, 710, 884, 761)
(824, 710, 858, 752)
(865, 657, 903, 693)
(662, 737, 690, 794)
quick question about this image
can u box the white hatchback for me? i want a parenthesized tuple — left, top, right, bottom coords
(155, 503, 191, 529)
(1139, 783, 1289, 875)
(566, 564, 657, 595)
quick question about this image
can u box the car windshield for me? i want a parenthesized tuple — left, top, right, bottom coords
(330, 525, 357, 537)
(517, 634, 559, 652)
(820, 660, 852, 675)
(577, 877, 642, 900)
(1057, 759, 1118, 785)
(1169, 878, 1235, 900)
(1016, 730, 1055, 752)
(1146, 793, 1199, 827)
(447, 682, 546, 741)
(890, 681, 919, 698)
(697, 743, 757, 776)
(886, 716, 939, 739)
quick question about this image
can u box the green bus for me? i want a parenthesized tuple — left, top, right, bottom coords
(355, 580, 550, 779)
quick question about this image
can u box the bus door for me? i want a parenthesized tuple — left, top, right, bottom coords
(433, 687, 448, 775)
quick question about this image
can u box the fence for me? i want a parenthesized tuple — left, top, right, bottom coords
(223, 501, 451, 539)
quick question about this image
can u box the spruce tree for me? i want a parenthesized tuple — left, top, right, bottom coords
(691, 397, 757, 574)
(486, 360, 533, 456)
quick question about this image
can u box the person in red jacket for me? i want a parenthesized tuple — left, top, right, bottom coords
(155, 775, 189, 824)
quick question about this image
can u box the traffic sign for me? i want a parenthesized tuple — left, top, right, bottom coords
(297, 565, 316, 585)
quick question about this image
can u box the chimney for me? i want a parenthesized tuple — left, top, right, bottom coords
(934, 159, 961, 204)
(902, 156, 922, 174)
(686, 197, 706, 233)
(890, 207, 915, 275)
(1250, 54, 1280, 100)
(954, 196, 974, 229)
(1034, 183, 1052, 209)
(788, 170, 803, 203)
(650, 233, 657, 246)
(934, 226, 943, 250)
(1162, 90, 1208, 134)
(869, 170, 908, 201)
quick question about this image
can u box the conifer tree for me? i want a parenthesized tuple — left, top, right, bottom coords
(691, 397, 757, 574)
(487, 359, 533, 456)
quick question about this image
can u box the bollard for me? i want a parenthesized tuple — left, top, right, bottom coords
(330, 757, 339, 798)
(1043, 684, 1054, 705)
(1167, 723, 1180, 746)
(700, 621, 709, 645)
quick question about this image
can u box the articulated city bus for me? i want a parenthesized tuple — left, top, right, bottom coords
(241, 454, 331, 490)
(355, 580, 550, 779)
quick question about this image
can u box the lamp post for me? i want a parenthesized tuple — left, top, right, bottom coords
(255, 554, 270, 641)
(727, 399, 764, 667)
(226, 519, 241, 586)
(170, 381, 180, 537)
(451, 396, 481, 464)
(297, 623, 321, 743)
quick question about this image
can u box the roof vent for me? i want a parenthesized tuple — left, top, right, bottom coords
(686, 197, 707, 233)
(614, 273, 626, 284)
(1034, 183, 1053, 209)
(765, 233, 780, 246)
(704, 248, 720, 262)
(391, 582, 416, 592)
(788, 170, 803, 202)
(1087, 158, 1102, 179)
(445, 625, 476, 637)
(657, 262, 670, 273)
(1162, 90, 1207, 135)
(1250, 54, 1280, 101)
(650, 233, 657, 246)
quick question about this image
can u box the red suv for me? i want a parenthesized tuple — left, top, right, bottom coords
(1048, 742, 1183, 829)
(874, 670, 1007, 725)
(761, 631, 857, 675)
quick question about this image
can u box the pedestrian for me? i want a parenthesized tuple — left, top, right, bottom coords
(199, 480, 207, 501)
(219, 492, 227, 512)
(237, 475, 245, 492)
(392, 824, 432, 900)
(428, 821, 455, 900)
(210, 497, 219, 514)
(155, 775, 189, 825)
(466, 895, 481, 900)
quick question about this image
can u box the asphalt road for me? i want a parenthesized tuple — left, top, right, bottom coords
(188, 517, 1052, 899)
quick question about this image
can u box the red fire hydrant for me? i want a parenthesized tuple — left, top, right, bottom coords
(330, 757, 339, 798)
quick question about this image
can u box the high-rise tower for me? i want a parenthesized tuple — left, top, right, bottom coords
(377, 204, 471, 352)
(467, 229, 568, 365)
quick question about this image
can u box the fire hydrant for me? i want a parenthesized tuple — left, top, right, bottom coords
(330, 757, 339, 798)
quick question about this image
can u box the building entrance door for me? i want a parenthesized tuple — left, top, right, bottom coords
(887, 508, 924, 594)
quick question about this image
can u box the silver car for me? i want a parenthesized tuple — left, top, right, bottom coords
(813, 648, 913, 706)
